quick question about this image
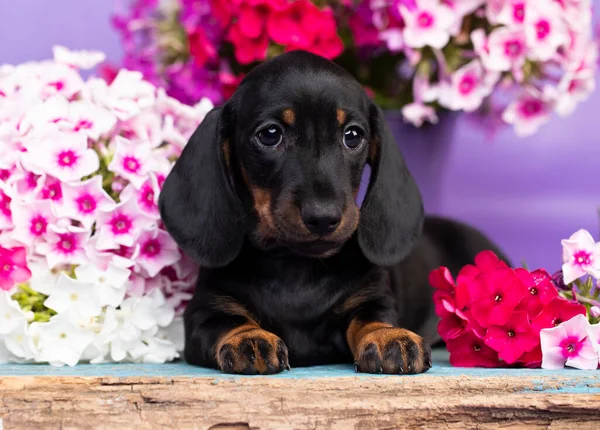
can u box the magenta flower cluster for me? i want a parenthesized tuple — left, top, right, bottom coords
(113, 0, 597, 136)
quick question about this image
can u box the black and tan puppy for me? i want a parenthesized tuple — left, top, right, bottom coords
(159, 50, 506, 375)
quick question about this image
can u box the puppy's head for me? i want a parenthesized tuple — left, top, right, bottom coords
(160, 51, 423, 267)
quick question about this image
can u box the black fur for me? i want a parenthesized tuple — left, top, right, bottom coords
(159, 51, 508, 374)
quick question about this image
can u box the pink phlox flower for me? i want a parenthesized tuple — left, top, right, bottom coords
(496, 0, 526, 28)
(540, 314, 598, 369)
(120, 176, 161, 219)
(438, 60, 499, 112)
(525, 1, 568, 61)
(10, 199, 59, 246)
(36, 224, 90, 269)
(118, 111, 163, 148)
(0, 246, 32, 291)
(95, 197, 155, 250)
(133, 228, 180, 278)
(38, 176, 64, 204)
(55, 175, 116, 229)
(478, 27, 527, 74)
(23, 131, 99, 183)
(468, 267, 527, 328)
(84, 235, 140, 272)
(36, 62, 85, 100)
(502, 88, 554, 137)
(554, 67, 596, 117)
(400, 0, 455, 49)
(531, 296, 587, 333)
(560, 229, 600, 283)
(108, 136, 157, 189)
(484, 311, 539, 364)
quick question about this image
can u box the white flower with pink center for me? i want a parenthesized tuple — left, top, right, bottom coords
(496, 0, 526, 28)
(95, 197, 155, 250)
(20, 96, 116, 141)
(36, 63, 85, 100)
(475, 27, 527, 73)
(26, 132, 99, 183)
(38, 176, 63, 203)
(400, 0, 456, 49)
(108, 136, 156, 189)
(56, 175, 116, 229)
(502, 90, 553, 137)
(84, 235, 140, 272)
(37, 225, 90, 269)
(525, 1, 568, 61)
(561, 229, 600, 284)
(64, 101, 117, 141)
(120, 177, 160, 219)
(439, 60, 499, 112)
(52, 45, 106, 70)
(10, 200, 58, 247)
(134, 228, 180, 278)
(554, 68, 596, 117)
(14, 170, 45, 202)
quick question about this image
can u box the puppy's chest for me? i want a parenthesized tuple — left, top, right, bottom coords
(249, 275, 345, 324)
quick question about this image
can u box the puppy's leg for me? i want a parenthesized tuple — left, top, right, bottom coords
(342, 289, 432, 374)
(184, 295, 289, 374)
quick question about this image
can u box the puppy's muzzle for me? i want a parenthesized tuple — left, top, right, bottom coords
(300, 200, 342, 236)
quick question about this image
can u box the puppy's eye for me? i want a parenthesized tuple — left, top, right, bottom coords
(343, 126, 364, 150)
(256, 125, 283, 148)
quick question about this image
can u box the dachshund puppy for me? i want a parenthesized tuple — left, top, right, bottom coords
(159, 51, 507, 375)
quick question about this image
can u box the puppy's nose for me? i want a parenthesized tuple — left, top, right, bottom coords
(301, 202, 342, 236)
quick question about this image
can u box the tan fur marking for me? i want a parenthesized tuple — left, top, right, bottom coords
(346, 320, 393, 356)
(222, 140, 231, 171)
(338, 287, 381, 315)
(282, 108, 296, 125)
(252, 187, 278, 239)
(212, 296, 256, 323)
(337, 109, 346, 125)
(369, 137, 379, 165)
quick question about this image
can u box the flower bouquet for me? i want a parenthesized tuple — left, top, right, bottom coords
(113, 0, 597, 134)
(0, 46, 214, 366)
(431, 228, 600, 369)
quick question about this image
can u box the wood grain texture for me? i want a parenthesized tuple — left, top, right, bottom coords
(1, 351, 600, 429)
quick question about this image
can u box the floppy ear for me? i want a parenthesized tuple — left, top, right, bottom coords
(358, 104, 424, 267)
(159, 107, 246, 268)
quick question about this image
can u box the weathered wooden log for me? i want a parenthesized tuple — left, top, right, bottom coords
(1, 352, 599, 429)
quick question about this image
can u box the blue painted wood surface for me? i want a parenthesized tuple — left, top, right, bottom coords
(1, 349, 599, 395)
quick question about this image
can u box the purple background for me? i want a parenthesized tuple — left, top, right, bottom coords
(1, 0, 599, 272)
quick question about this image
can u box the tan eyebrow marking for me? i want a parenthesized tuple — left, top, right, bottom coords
(282, 108, 296, 125)
(337, 109, 346, 125)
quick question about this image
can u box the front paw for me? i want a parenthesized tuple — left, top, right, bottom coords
(354, 327, 432, 374)
(217, 327, 290, 375)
